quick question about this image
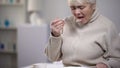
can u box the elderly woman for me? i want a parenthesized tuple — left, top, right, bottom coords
(45, 0, 120, 68)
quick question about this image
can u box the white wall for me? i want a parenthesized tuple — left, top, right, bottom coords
(42, 0, 120, 32)
(42, 0, 71, 22)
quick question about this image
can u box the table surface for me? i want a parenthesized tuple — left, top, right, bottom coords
(22, 63, 96, 68)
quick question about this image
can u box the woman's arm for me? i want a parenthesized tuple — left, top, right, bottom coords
(45, 36, 63, 62)
(45, 18, 65, 62)
(101, 24, 120, 68)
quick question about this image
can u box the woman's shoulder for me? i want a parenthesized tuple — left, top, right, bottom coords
(99, 15, 118, 33)
(98, 15, 116, 29)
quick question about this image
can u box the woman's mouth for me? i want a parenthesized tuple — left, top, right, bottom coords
(78, 16, 84, 19)
(76, 16, 84, 22)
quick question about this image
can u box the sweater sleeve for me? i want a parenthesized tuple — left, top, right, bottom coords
(45, 35, 63, 62)
(102, 24, 120, 68)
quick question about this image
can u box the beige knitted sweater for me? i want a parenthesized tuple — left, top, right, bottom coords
(45, 10, 120, 68)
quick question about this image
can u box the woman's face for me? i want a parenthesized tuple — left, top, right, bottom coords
(70, 2, 95, 24)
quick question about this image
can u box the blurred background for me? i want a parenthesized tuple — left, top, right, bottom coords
(0, 0, 120, 68)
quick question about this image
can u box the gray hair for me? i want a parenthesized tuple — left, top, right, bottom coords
(68, 0, 96, 6)
(88, 0, 96, 4)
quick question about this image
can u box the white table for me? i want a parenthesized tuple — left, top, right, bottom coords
(22, 63, 96, 68)
(22, 63, 63, 68)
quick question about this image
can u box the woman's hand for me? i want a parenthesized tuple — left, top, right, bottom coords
(51, 18, 65, 37)
(96, 63, 108, 68)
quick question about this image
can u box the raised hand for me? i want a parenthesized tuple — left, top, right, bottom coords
(51, 18, 65, 37)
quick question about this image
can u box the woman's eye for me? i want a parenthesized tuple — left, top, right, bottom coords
(70, 6, 76, 10)
(78, 6, 85, 9)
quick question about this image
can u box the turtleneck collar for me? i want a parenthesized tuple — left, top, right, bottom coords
(89, 8, 100, 23)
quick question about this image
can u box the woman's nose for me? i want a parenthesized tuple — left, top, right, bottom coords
(75, 8, 82, 14)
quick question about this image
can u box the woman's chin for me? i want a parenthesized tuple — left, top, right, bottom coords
(75, 19, 88, 27)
